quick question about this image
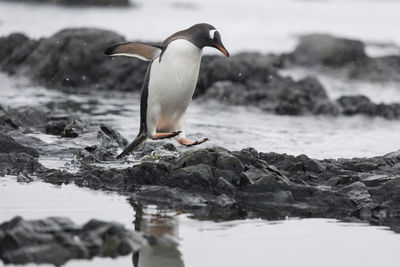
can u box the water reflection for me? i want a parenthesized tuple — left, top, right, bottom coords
(130, 199, 185, 267)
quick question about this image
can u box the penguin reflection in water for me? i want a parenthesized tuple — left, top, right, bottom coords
(104, 23, 229, 158)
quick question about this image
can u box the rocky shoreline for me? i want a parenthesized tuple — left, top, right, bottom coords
(1, 105, 400, 233)
(1, 29, 400, 118)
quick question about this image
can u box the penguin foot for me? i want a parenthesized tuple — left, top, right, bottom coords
(179, 138, 209, 147)
(152, 131, 182, 140)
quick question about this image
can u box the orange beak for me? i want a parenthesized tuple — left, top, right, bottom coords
(213, 43, 230, 57)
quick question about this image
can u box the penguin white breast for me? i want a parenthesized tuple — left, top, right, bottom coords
(147, 39, 203, 130)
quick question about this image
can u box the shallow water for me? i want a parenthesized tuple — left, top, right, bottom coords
(1, 73, 400, 161)
(2, 177, 400, 267)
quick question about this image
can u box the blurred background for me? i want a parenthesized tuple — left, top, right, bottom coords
(1, 0, 400, 55)
(1, 1, 400, 267)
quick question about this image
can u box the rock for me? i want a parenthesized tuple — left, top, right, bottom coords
(338, 181, 371, 204)
(359, 174, 393, 187)
(0, 133, 39, 157)
(274, 77, 339, 115)
(0, 153, 43, 175)
(61, 119, 86, 138)
(348, 55, 400, 82)
(45, 115, 69, 135)
(197, 53, 279, 96)
(0, 33, 36, 75)
(202, 76, 339, 116)
(0, 216, 147, 265)
(286, 34, 400, 82)
(97, 124, 128, 148)
(0, 107, 48, 132)
(337, 95, 400, 119)
(0, 28, 148, 92)
(0, 0, 130, 7)
(290, 34, 367, 67)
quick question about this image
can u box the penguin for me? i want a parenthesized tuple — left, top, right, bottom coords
(104, 23, 229, 158)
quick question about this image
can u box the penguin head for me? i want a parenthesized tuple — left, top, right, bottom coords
(164, 23, 229, 57)
(188, 23, 230, 57)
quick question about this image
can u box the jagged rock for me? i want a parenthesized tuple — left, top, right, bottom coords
(0, 106, 48, 132)
(203, 76, 339, 116)
(286, 34, 400, 82)
(337, 95, 400, 119)
(0, 133, 39, 157)
(290, 34, 367, 67)
(60, 119, 86, 138)
(97, 124, 128, 148)
(0, 216, 147, 265)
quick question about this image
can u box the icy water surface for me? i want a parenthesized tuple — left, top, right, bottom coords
(2, 73, 400, 161)
(1, 177, 400, 267)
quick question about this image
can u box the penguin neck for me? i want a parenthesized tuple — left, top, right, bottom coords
(165, 39, 203, 62)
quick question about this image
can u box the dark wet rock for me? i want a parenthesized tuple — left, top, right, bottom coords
(60, 119, 86, 138)
(0, 216, 147, 266)
(0, 153, 43, 175)
(290, 34, 367, 67)
(337, 95, 400, 119)
(286, 34, 400, 82)
(97, 124, 128, 148)
(338, 181, 371, 205)
(0, 28, 148, 92)
(0, 0, 130, 7)
(0, 133, 39, 157)
(35, 144, 400, 227)
(77, 145, 116, 163)
(348, 55, 400, 82)
(197, 53, 279, 95)
(203, 76, 339, 116)
(0, 33, 37, 75)
(0, 106, 48, 132)
(198, 53, 340, 116)
(45, 115, 70, 135)
(0, 132, 43, 175)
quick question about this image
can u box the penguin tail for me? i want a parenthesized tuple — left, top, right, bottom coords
(116, 131, 147, 159)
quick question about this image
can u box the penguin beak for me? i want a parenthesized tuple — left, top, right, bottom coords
(213, 42, 230, 57)
(211, 31, 229, 57)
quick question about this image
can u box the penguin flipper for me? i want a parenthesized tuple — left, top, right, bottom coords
(116, 131, 147, 159)
(104, 42, 163, 61)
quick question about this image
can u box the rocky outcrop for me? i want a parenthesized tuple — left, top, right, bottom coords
(290, 34, 367, 67)
(0, 29, 148, 92)
(286, 34, 400, 82)
(0, 216, 147, 265)
(35, 142, 400, 231)
(0, 133, 42, 175)
(1, 100, 400, 231)
(0, 0, 130, 6)
(202, 76, 338, 115)
(337, 95, 400, 119)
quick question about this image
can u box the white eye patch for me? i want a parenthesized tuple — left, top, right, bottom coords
(209, 29, 217, 40)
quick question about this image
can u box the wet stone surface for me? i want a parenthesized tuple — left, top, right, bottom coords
(0, 216, 148, 265)
(1, 102, 400, 231)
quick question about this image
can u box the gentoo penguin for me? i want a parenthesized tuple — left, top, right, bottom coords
(104, 23, 229, 158)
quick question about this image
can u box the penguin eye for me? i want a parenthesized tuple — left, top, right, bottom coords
(208, 30, 217, 41)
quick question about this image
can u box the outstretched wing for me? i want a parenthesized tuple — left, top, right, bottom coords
(104, 42, 163, 61)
